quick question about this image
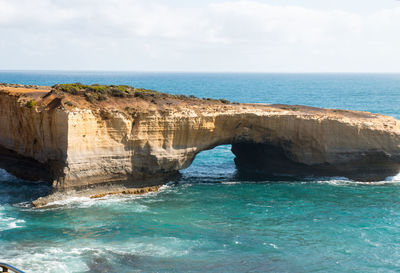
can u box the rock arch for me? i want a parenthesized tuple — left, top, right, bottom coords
(124, 106, 400, 183)
(2, 87, 400, 193)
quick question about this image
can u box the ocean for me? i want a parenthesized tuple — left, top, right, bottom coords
(1, 71, 400, 272)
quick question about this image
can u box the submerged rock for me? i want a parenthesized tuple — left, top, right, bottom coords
(1, 83, 400, 204)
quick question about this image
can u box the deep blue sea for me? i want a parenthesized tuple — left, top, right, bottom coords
(1, 71, 400, 272)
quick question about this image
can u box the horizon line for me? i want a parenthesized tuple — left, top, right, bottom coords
(1, 69, 400, 74)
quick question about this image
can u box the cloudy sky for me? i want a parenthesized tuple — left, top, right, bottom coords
(1, 0, 400, 72)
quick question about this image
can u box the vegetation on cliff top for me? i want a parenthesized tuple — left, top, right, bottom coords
(52, 83, 232, 104)
(52, 83, 162, 103)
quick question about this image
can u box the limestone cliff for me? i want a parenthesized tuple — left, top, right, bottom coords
(1, 83, 400, 204)
(0, 87, 68, 183)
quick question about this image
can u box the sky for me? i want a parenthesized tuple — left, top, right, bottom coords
(0, 0, 400, 72)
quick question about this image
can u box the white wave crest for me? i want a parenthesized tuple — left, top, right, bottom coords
(0, 211, 25, 231)
(385, 173, 400, 182)
(314, 175, 400, 186)
(1, 236, 196, 273)
(221, 181, 241, 185)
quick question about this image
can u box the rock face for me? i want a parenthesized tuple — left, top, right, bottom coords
(0, 89, 68, 183)
(1, 85, 400, 197)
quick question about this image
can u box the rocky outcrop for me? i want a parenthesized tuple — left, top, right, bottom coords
(1, 84, 400, 203)
(0, 89, 68, 183)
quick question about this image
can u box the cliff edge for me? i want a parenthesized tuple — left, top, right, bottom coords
(1, 83, 400, 206)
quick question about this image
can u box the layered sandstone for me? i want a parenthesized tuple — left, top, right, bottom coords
(1, 84, 400, 205)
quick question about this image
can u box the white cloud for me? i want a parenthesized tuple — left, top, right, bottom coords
(0, 0, 399, 72)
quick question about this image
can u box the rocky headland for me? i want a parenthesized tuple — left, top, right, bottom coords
(1, 83, 400, 206)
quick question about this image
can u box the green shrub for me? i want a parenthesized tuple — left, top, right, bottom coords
(26, 100, 37, 108)
(97, 93, 108, 101)
(84, 93, 95, 103)
(111, 88, 127, 97)
(177, 95, 187, 99)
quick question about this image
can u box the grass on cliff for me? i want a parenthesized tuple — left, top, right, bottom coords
(25, 100, 37, 108)
(52, 83, 161, 103)
(52, 83, 232, 104)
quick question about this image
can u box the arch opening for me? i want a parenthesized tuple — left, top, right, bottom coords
(180, 144, 236, 183)
(179, 141, 304, 183)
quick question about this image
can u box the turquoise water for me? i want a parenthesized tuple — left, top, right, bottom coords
(1, 72, 400, 272)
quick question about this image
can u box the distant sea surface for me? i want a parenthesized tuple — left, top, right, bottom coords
(1, 71, 400, 272)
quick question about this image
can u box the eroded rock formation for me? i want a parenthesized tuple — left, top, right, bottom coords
(1, 83, 400, 204)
